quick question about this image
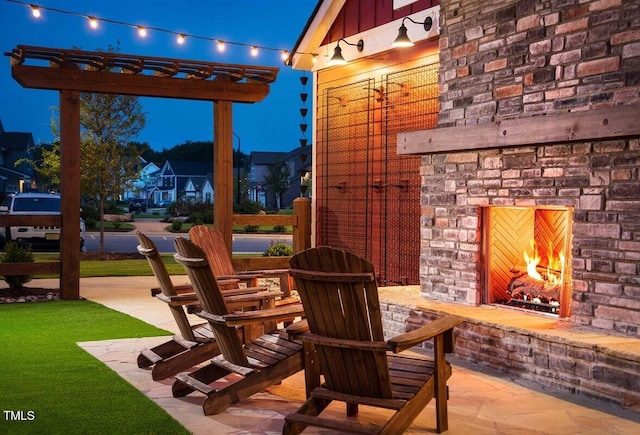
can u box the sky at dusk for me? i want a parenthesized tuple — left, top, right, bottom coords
(0, 0, 317, 153)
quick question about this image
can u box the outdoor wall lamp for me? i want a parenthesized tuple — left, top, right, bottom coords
(391, 16, 433, 48)
(327, 38, 364, 66)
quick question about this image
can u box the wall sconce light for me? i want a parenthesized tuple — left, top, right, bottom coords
(328, 38, 365, 66)
(391, 16, 433, 48)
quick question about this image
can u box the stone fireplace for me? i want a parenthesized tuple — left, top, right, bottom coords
(413, 136, 640, 336)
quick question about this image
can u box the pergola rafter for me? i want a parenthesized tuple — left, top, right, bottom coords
(4, 45, 279, 299)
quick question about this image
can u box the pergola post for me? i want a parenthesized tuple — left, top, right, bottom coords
(59, 89, 81, 300)
(213, 100, 234, 256)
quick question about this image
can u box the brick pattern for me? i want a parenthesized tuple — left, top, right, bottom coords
(420, 140, 640, 336)
(380, 301, 640, 411)
(438, 0, 640, 127)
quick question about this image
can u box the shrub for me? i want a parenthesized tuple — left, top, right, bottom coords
(85, 217, 97, 229)
(263, 241, 293, 257)
(171, 220, 183, 231)
(272, 225, 286, 233)
(1, 242, 34, 288)
(244, 225, 259, 233)
(235, 200, 263, 214)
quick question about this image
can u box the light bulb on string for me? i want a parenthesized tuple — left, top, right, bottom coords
(251, 46, 258, 57)
(137, 26, 147, 38)
(217, 40, 225, 52)
(30, 5, 41, 18)
(177, 34, 186, 45)
(88, 16, 99, 29)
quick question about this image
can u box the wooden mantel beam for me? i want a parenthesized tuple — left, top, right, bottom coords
(397, 104, 640, 155)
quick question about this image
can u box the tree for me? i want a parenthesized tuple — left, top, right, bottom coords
(79, 85, 146, 252)
(263, 160, 290, 209)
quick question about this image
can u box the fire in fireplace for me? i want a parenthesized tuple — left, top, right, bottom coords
(481, 206, 573, 317)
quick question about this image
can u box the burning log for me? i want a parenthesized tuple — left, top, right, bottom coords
(508, 267, 561, 304)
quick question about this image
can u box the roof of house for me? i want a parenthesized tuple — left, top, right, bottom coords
(164, 160, 213, 176)
(249, 151, 287, 166)
(0, 131, 34, 150)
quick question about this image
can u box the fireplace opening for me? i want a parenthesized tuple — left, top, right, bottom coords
(481, 206, 573, 317)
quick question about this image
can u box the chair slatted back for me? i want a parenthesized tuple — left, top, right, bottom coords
(289, 246, 392, 399)
(189, 226, 236, 277)
(174, 237, 248, 366)
(136, 230, 195, 341)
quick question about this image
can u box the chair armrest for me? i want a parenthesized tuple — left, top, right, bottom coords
(173, 284, 194, 294)
(388, 315, 463, 353)
(223, 290, 284, 305)
(222, 304, 305, 326)
(156, 292, 199, 307)
(286, 318, 309, 336)
(293, 332, 391, 352)
(221, 286, 270, 296)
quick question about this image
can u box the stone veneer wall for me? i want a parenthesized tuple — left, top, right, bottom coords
(420, 0, 640, 336)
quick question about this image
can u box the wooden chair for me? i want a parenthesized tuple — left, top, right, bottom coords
(284, 246, 463, 434)
(135, 231, 281, 380)
(189, 225, 296, 304)
(172, 237, 307, 416)
(135, 230, 219, 381)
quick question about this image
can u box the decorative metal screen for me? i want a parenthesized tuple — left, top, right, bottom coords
(316, 64, 439, 285)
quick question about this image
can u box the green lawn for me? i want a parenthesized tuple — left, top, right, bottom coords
(0, 301, 188, 434)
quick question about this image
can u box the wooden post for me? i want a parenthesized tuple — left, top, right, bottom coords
(213, 100, 234, 255)
(59, 89, 81, 300)
(292, 197, 311, 253)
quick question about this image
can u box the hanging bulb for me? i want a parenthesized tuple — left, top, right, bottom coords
(88, 16, 99, 29)
(30, 5, 41, 18)
(251, 46, 258, 57)
(137, 26, 147, 37)
(177, 34, 186, 45)
(281, 50, 289, 61)
(217, 40, 225, 52)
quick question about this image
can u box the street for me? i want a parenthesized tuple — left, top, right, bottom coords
(83, 231, 292, 254)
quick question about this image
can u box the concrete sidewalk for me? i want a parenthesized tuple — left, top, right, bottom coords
(56, 276, 640, 433)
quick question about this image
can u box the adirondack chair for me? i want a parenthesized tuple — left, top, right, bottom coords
(135, 231, 282, 380)
(135, 230, 219, 381)
(189, 225, 296, 304)
(284, 246, 463, 434)
(172, 237, 307, 416)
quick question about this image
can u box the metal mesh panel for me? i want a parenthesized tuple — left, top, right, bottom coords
(317, 79, 374, 258)
(381, 64, 439, 285)
(316, 64, 439, 285)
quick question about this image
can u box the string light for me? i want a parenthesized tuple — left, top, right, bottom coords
(5, 0, 317, 63)
(88, 16, 98, 29)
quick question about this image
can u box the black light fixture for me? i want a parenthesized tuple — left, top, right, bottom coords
(328, 38, 365, 66)
(391, 16, 433, 48)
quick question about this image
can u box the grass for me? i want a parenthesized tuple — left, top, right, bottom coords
(0, 301, 189, 434)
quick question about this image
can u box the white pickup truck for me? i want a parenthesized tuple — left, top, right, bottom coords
(0, 192, 86, 250)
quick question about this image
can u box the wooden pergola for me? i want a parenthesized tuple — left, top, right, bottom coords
(4, 45, 279, 300)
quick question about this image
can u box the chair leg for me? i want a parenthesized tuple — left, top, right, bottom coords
(282, 396, 332, 435)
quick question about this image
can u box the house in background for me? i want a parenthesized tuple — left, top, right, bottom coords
(123, 158, 160, 202)
(152, 160, 213, 205)
(0, 119, 35, 196)
(247, 146, 311, 209)
(248, 151, 286, 207)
